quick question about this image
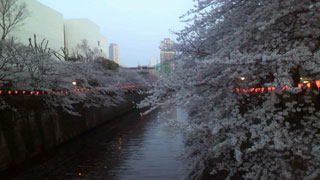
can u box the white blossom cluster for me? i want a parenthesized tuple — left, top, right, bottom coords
(0, 39, 147, 115)
(141, 0, 320, 179)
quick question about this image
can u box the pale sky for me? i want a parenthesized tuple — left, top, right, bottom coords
(38, 0, 194, 67)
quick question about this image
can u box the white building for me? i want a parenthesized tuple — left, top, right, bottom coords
(160, 38, 175, 63)
(109, 43, 119, 64)
(9, 0, 64, 51)
(64, 19, 108, 58)
(5, 0, 108, 58)
(149, 57, 159, 67)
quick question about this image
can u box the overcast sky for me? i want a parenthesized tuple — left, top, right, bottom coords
(38, 0, 194, 67)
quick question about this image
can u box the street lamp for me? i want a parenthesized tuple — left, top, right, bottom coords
(240, 76, 246, 81)
(72, 81, 77, 86)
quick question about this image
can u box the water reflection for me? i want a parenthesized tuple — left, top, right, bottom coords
(5, 107, 189, 180)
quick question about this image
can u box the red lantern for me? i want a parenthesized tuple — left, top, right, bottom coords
(315, 80, 320, 88)
(307, 83, 311, 88)
(36, 91, 39, 95)
(241, 89, 248, 93)
(14, 91, 18, 94)
(8, 91, 11, 95)
(250, 88, 255, 92)
(268, 87, 276, 91)
(298, 83, 303, 88)
(236, 88, 240, 92)
(261, 87, 265, 92)
(0, 90, 2, 94)
(30, 91, 34, 95)
(255, 88, 261, 92)
(281, 85, 288, 91)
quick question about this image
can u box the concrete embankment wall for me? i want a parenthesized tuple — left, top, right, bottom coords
(0, 93, 144, 172)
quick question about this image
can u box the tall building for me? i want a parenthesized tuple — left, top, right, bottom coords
(160, 38, 175, 63)
(109, 43, 119, 64)
(160, 38, 175, 75)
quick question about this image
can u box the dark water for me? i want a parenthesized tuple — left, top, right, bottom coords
(6, 108, 188, 180)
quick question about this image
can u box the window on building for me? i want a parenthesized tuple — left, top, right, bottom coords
(98, 41, 100, 46)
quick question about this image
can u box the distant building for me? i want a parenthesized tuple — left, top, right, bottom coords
(109, 43, 119, 64)
(160, 38, 175, 75)
(149, 57, 159, 67)
(160, 38, 175, 63)
(124, 66, 159, 78)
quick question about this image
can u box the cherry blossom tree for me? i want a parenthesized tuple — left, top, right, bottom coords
(0, 37, 147, 115)
(141, 0, 320, 179)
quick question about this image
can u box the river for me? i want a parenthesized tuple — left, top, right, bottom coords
(5, 108, 189, 180)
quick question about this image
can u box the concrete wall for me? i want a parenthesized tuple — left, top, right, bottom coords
(8, 0, 64, 51)
(0, 93, 144, 173)
(64, 19, 108, 58)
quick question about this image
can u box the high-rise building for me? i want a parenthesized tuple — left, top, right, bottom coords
(160, 38, 175, 63)
(160, 38, 175, 75)
(109, 43, 119, 64)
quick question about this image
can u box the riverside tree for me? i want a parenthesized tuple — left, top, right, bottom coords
(141, 0, 320, 179)
(0, 36, 147, 115)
